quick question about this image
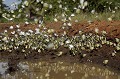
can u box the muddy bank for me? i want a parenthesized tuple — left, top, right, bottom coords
(0, 44, 120, 73)
(0, 21, 120, 73)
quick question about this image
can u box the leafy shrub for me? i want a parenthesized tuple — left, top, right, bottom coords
(18, 0, 120, 16)
(86, 0, 120, 12)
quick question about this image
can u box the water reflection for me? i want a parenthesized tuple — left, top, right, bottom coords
(0, 61, 119, 79)
(0, 62, 8, 75)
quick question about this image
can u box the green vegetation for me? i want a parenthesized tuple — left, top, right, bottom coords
(71, 11, 120, 22)
(0, 0, 120, 23)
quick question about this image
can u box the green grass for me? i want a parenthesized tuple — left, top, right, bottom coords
(41, 10, 120, 23)
(0, 10, 120, 23)
(71, 10, 120, 22)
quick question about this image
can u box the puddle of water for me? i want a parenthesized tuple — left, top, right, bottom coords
(0, 62, 8, 75)
(0, 60, 119, 79)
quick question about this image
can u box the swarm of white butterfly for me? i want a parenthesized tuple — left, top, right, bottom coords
(0, 0, 120, 65)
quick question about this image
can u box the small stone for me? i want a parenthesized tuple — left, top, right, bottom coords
(46, 43, 54, 49)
